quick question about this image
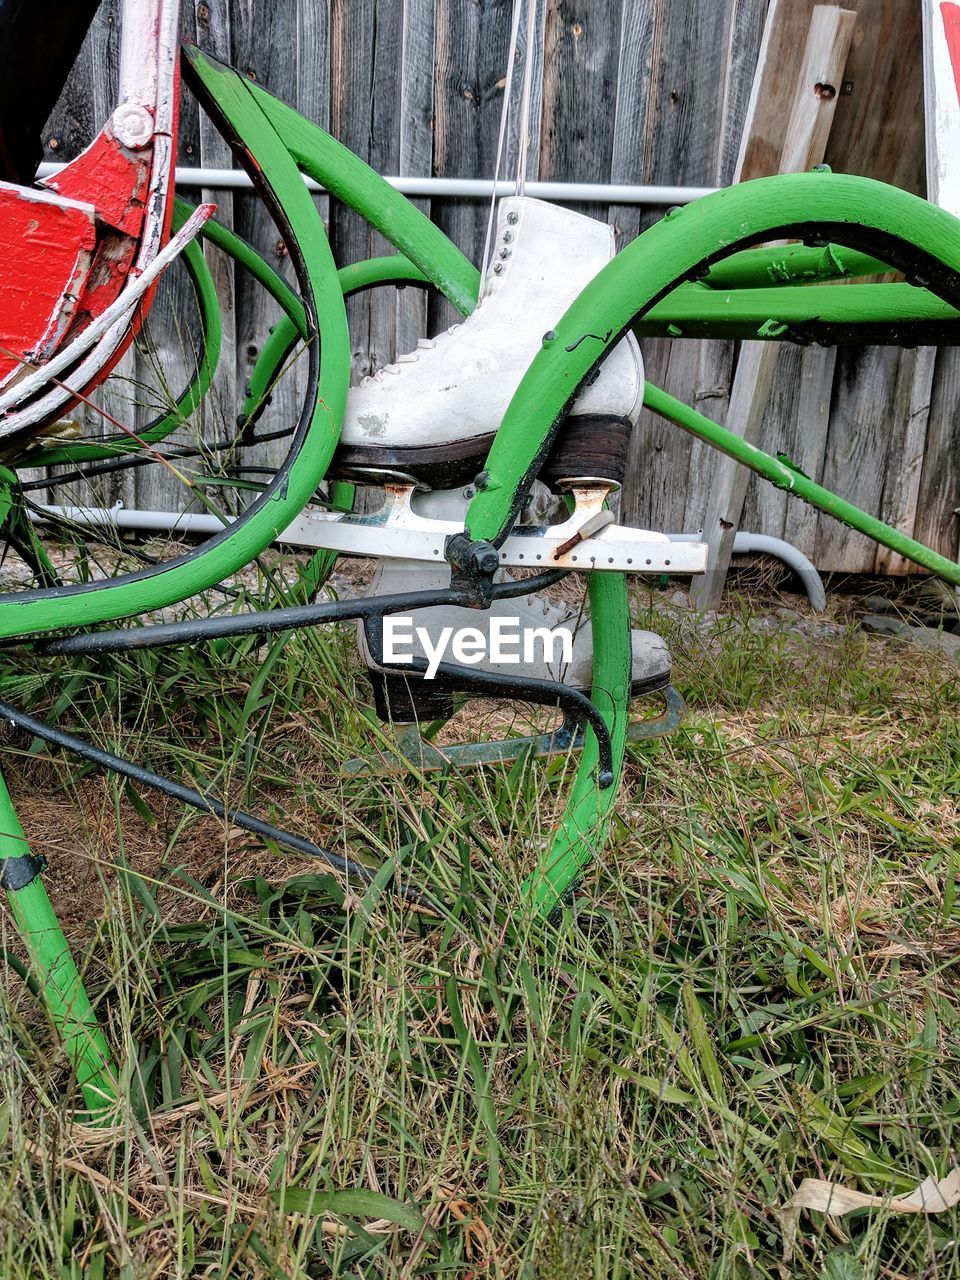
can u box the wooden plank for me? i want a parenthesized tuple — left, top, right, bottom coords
(606, 0, 655, 251)
(741, 342, 805, 539)
(913, 347, 960, 559)
(850, 2, 959, 573)
(827, 0, 925, 195)
(716, 0, 775, 185)
(131, 2, 203, 516)
(680, 338, 736, 535)
(505, 0, 547, 189)
(733, 0, 921, 181)
(689, 4, 855, 609)
(874, 345, 937, 574)
(814, 0, 928, 573)
(620, 0, 748, 536)
(777, 6, 858, 172)
(431, 0, 514, 332)
(191, 0, 238, 504)
(813, 345, 901, 569)
(395, 0, 436, 357)
(540, 0, 623, 222)
(780, 345, 836, 553)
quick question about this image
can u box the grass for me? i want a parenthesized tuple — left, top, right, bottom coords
(0, 564, 958, 1279)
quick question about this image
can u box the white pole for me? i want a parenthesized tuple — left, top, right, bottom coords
(36, 163, 717, 206)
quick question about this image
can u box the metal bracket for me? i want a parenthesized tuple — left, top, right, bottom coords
(0, 852, 46, 891)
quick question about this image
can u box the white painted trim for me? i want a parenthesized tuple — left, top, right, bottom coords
(922, 0, 960, 216)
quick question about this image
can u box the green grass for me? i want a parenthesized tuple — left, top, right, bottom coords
(1, 573, 958, 1279)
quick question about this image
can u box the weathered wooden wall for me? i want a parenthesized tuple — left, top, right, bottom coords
(41, 0, 960, 572)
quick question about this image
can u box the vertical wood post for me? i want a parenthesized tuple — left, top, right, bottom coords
(690, 3, 856, 609)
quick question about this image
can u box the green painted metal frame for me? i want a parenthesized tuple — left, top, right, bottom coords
(6, 57, 960, 1108)
(463, 171, 960, 907)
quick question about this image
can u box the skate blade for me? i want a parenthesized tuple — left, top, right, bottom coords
(342, 685, 685, 776)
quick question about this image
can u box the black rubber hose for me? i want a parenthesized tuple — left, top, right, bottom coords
(37, 570, 571, 655)
(0, 697, 435, 909)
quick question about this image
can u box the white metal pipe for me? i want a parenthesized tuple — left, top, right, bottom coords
(36, 163, 717, 206)
(33, 504, 227, 537)
(669, 532, 827, 611)
(30, 504, 826, 610)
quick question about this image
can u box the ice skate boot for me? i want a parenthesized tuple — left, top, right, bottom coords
(331, 195, 643, 492)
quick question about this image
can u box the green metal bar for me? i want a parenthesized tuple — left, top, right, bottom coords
(702, 241, 889, 290)
(633, 281, 960, 342)
(466, 171, 960, 548)
(644, 381, 960, 583)
(0, 771, 116, 1112)
(522, 570, 633, 913)
(245, 82, 481, 316)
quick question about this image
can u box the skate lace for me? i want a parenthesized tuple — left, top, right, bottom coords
(359, 325, 462, 386)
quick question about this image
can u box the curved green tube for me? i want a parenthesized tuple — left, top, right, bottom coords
(522, 570, 632, 912)
(633, 280, 960, 342)
(0, 49, 350, 641)
(702, 241, 889, 289)
(466, 171, 960, 912)
(466, 172, 960, 547)
(0, 773, 116, 1113)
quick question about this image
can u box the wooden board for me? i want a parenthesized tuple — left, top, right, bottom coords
(690, 4, 856, 609)
(827, 0, 925, 194)
(621, 0, 767, 538)
(395, 0, 437, 357)
(737, 0, 924, 190)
